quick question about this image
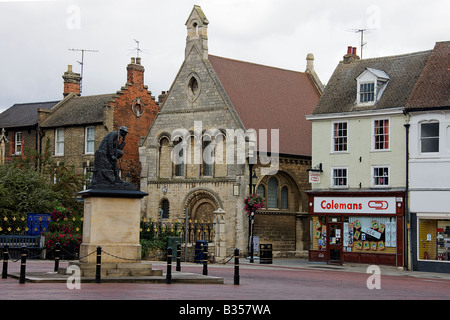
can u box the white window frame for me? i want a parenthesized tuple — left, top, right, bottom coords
(371, 165, 390, 188)
(358, 81, 375, 104)
(85, 126, 95, 155)
(331, 121, 348, 153)
(419, 121, 440, 154)
(372, 118, 390, 151)
(331, 167, 348, 188)
(14, 132, 22, 155)
(55, 128, 64, 156)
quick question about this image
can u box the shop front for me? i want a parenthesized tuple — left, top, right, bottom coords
(409, 189, 450, 273)
(307, 191, 405, 266)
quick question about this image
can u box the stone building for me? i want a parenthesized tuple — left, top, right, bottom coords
(139, 6, 322, 258)
(38, 58, 159, 186)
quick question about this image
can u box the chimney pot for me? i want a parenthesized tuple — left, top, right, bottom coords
(352, 47, 357, 55)
(347, 46, 352, 54)
(131, 57, 136, 64)
(136, 57, 141, 65)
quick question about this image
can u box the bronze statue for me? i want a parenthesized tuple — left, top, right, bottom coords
(90, 126, 136, 190)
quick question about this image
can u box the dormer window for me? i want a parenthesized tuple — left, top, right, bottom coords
(360, 82, 375, 103)
(356, 68, 389, 106)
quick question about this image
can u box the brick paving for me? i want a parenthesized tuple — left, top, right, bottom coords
(1, 259, 450, 302)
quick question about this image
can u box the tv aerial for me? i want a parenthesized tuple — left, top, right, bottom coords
(348, 28, 374, 59)
(68, 48, 99, 93)
(129, 39, 150, 58)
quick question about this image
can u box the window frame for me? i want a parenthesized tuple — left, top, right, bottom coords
(267, 177, 279, 208)
(359, 82, 375, 104)
(55, 128, 65, 156)
(14, 132, 22, 155)
(331, 167, 348, 188)
(372, 165, 390, 188)
(372, 118, 390, 151)
(85, 126, 95, 155)
(420, 121, 440, 154)
(331, 121, 348, 153)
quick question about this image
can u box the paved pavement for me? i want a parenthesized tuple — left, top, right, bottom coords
(1, 257, 449, 304)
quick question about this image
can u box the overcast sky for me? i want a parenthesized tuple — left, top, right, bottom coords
(0, 0, 448, 113)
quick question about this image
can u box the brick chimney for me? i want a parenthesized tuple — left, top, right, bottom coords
(127, 57, 145, 87)
(62, 65, 82, 97)
(343, 46, 360, 64)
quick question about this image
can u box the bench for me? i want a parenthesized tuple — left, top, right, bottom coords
(0, 235, 45, 259)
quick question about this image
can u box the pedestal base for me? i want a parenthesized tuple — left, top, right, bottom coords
(78, 188, 148, 264)
(80, 243, 141, 263)
(62, 261, 162, 277)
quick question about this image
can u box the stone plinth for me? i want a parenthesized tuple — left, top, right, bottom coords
(78, 188, 148, 263)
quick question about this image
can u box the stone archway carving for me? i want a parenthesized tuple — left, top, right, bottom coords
(182, 188, 223, 222)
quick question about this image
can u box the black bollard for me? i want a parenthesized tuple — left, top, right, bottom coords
(2, 245, 8, 279)
(19, 246, 27, 284)
(176, 243, 181, 272)
(95, 246, 101, 284)
(54, 242, 61, 272)
(166, 247, 172, 284)
(202, 243, 208, 276)
(234, 248, 240, 285)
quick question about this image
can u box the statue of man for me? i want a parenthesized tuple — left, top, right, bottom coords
(91, 126, 129, 187)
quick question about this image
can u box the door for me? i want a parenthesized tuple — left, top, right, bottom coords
(327, 220, 343, 265)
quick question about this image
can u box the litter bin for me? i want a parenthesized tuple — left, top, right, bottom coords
(194, 240, 207, 263)
(259, 244, 272, 264)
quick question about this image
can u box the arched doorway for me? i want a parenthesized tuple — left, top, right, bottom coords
(183, 188, 222, 223)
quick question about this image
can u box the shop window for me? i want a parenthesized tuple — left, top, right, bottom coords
(310, 216, 326, 251)
(268, 177, 278, 208)
(418, 218, 450, 261)
(420, 122, 439, 153)
(343, 216, 397, 253)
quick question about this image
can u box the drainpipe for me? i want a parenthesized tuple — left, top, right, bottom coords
(403, 111, 411, 270)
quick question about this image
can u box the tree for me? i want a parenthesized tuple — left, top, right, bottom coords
(0, 163, 60, 234)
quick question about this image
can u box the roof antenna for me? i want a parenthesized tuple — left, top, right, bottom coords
(68, 48, 99, 94)
(129, 39, 150, 58)
(348, 28, 373, 59)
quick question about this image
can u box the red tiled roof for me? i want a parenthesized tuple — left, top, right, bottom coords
(209, 55, 320, 157)
(405, 41, 450, 110)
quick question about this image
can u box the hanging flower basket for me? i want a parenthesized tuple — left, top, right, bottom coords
(243, 194, 265, 215)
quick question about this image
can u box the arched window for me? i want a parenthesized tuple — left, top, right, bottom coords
(203, 139, 213, 176)
(173, 139, 184, 177)
(257, 185, 266, 208)
(161, 199, 170, 219)
(281, 186, 288, 209)
(268, 177, 278, 208)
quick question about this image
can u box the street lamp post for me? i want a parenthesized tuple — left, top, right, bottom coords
(249, 169, 257, 263)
